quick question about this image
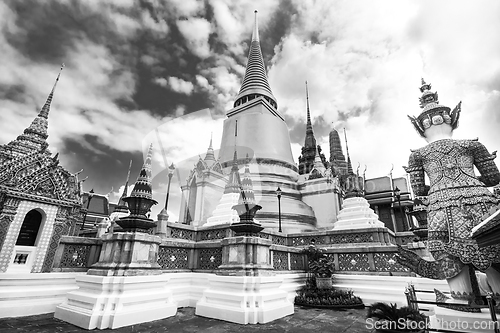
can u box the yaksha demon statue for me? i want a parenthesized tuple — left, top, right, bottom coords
(398, 79, 500, 305)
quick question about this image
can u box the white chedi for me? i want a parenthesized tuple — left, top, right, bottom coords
(333, 197, 385, 230)
(204, 192, 240, 226)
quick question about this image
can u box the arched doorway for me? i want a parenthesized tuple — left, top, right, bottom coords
(16, 209, 43, 246)
(9, 209, 45, 272)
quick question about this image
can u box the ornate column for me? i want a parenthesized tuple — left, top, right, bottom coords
(41, 206, 72, 273)
(0, 196, 21, 273)
(55, 144, 177, 329)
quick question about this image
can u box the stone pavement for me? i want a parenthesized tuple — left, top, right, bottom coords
(0, 306, 372, 332)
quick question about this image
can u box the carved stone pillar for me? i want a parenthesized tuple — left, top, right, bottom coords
(0, 196, 20, 272)
(41, 206, 71, 272)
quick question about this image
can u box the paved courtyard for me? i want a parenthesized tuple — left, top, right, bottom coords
(0, 306, 371, 333)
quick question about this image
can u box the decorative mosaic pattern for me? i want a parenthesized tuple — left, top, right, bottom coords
(374, 252, 410, 272)
(290, 236, 326, 246)
(338, 253, 370, 271)
(170, 227, 195, 241)
(199, 229, 227, 241)
(290, 252, 305, 270)
(396, 235, 416, 245)
(330, 233, 374, 244)
(158, 247, 189, 269)
(272, 251, 288, 270)
(0, 197, 20, 258)
(41, 222, 69, 272)
(257, 232, 270, 239)
(60, 243, 91, 268)
(198, 248, 222, 270)
(0, 200, 58, 272)
(272, 235, 286, 246)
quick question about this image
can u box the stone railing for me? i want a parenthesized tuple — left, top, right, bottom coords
(52, 236, 102, 272)
(50, 224, 411, 275)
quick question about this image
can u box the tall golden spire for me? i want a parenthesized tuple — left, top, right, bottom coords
(234, 10, 277, 109)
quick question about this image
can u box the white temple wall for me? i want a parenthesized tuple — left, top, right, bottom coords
(300, 180, 340, 229)
(0, 200, 59, 273)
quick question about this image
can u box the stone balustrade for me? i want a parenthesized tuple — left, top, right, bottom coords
(50, 223, 413, 275)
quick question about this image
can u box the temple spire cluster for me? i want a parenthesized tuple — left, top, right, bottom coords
(298, 82, 327, 175)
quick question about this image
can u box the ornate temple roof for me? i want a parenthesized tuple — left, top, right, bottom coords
(1, 66, 63, 159)
(234, 11, 277, 110)
(0, 66, 82, 207)
(129, 144, 154, 200)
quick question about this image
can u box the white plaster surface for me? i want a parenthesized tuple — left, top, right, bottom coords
(0, 272, 82, 318)
(195, 275, 294, 324)
(54, 274, 177, 329)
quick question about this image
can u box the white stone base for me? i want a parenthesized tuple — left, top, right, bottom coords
(195, 275, 294, 324)
(333, 197, 385, 230)
(428, 306, 499, 333)
(0, 272, 81, 318)
(54, 274, 177, 329)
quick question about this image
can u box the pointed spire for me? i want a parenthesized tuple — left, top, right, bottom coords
(129, 144, 154, 200)
(113, 160, 132, 213)
(239, 153, 255, 205)
(234, 10, 277, 110)
(224, 146, 242, 194)
(313, 145, 326, 172)
(22, 64, 64, 141)
(204, 133, 216, 164)
(251, 10, 259, 42)
(39, 64, 64, 119)
(306, 81, 311, 125)
(344, 128, 354, 174)
(304, 81, 316, 149)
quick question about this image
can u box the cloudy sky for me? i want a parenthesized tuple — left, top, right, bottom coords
(1, 0, 499, 221)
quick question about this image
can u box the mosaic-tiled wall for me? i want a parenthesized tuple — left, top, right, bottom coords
(0, 200, 58, 273)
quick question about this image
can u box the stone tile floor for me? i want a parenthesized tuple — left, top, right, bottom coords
(0, 306, 372, 332)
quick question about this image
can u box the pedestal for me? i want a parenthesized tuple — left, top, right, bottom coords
(195, 231, 294, 324)
(54, 274, 177, 329)
(55, 231, 178, 329)
(218, 236, 274, 276)
(195, 275, 294, 324)
(88, 232, 162, 276)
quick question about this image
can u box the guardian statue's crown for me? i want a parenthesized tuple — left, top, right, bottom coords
(408, 78, 461, 137)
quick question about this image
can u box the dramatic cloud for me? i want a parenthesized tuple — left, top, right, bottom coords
(1, 0, 499, 221)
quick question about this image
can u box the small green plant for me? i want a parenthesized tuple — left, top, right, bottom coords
(295, 285, 363, 307)
(309, 257, 334, 278)
(366, 302, 428, 332)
